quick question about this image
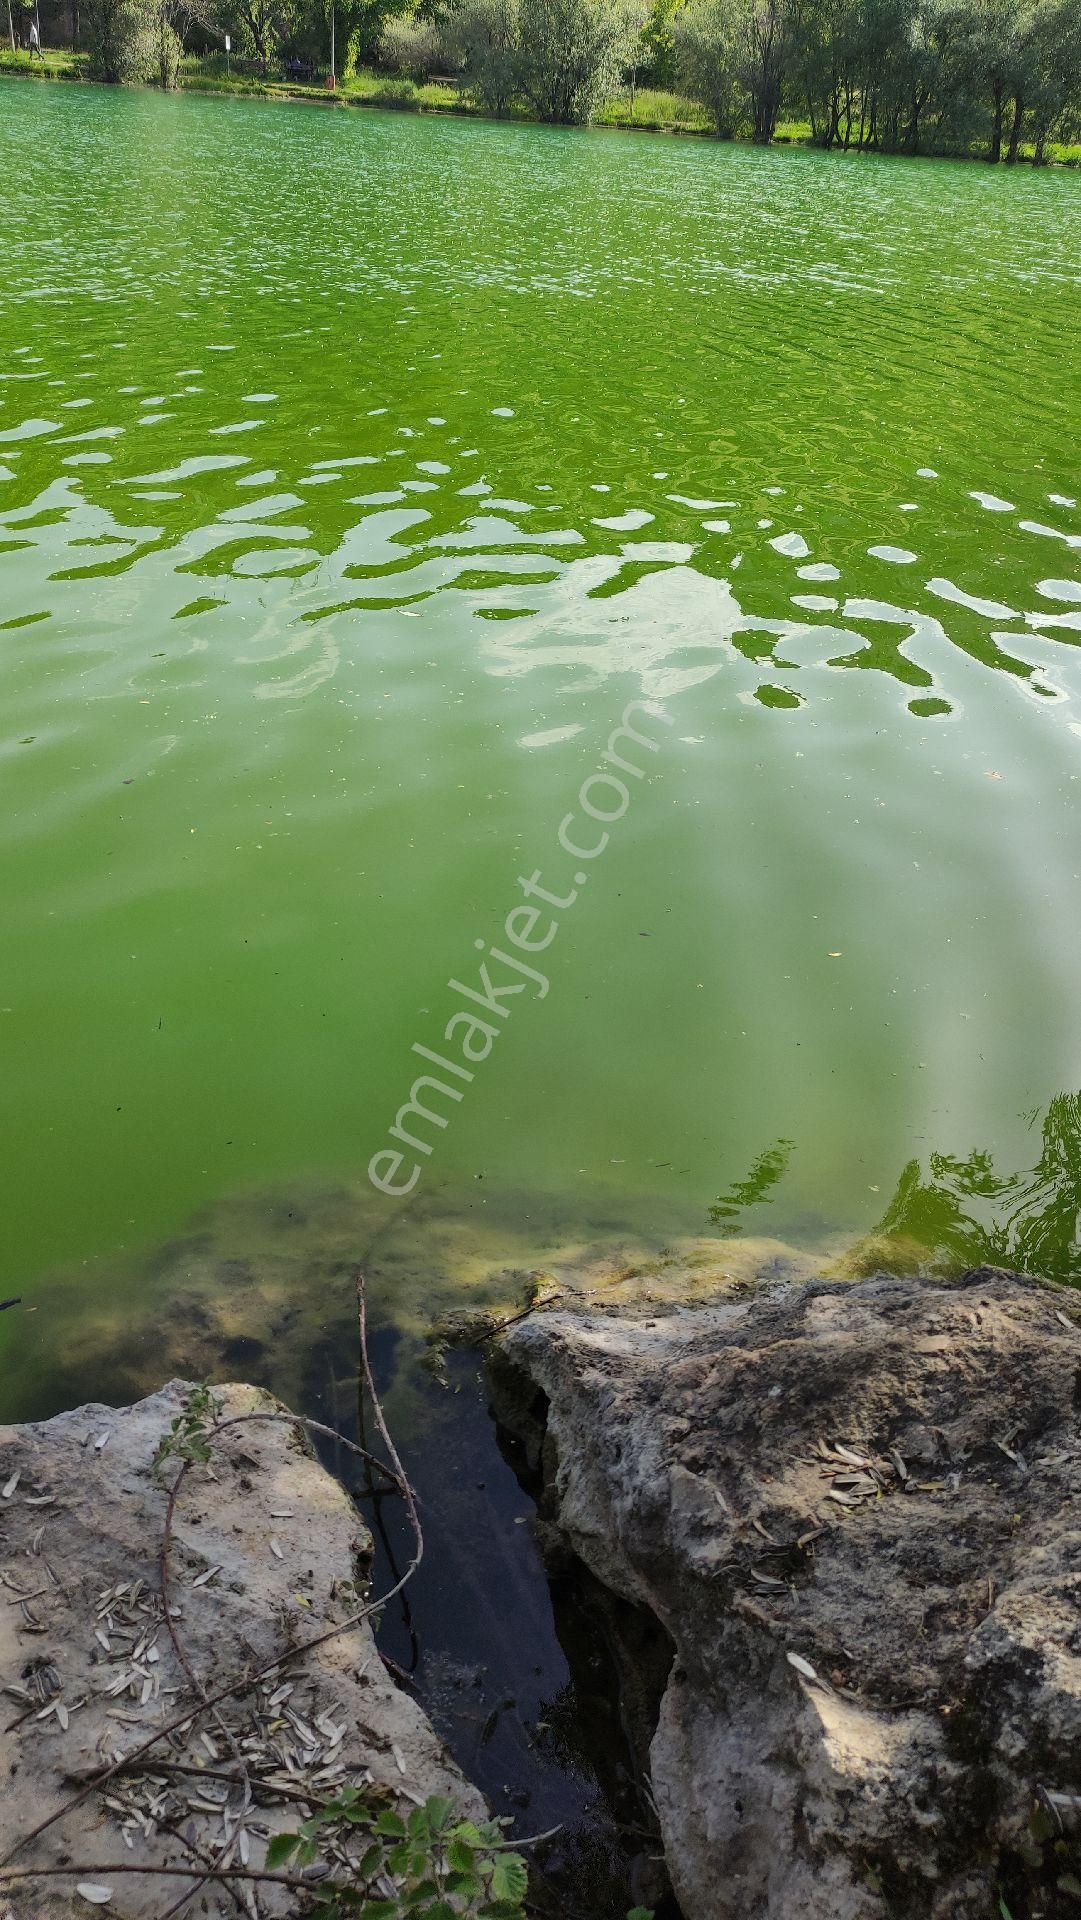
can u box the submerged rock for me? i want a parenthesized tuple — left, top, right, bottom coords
(493, 1267, 1081, 1918)
(1, 1168, 826, 1428)
(0, 1381, 484, 1916)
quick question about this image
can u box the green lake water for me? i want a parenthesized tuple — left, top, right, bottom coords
(2, 80, 1081, 1412)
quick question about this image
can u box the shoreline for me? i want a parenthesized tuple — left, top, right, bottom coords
(3, 57, 1078, 166)
(5, 1263, 1081, 1917)
(2, 57, 716, 137)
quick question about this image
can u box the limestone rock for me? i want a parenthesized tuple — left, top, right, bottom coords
(0, 1381, 484, 1916)
(494, 1268, 1081, 1918)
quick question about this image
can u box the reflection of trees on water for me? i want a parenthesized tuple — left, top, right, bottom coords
(708, 1138, 794, 1233)
(709, 1095, 1081, 1286)
(871, 1092, 1081, 1286)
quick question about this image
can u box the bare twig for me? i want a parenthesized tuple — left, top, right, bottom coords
(126, 1764, 562, 1850)
(355, 1269, 422, 1578)
(155, 1814, 251, 1919)
(157, 1441, 256, 1920)
(1, 1313, 424, 1880)
(154, 1821, 246, 1920)
(149, 1401, 403, 1920)
(122, 1760, 340, 1811)
(0, 1861, 329, 1893)
(478, 1265, 651, 1342)
(493, 1825, 563, 1851)
(146, 1298, 420, 1920)
(482, 1291, 570, 1338)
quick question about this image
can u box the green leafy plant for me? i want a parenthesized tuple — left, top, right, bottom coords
(266, 1788, 530, 1917)
(152, 1383, 223, 1481)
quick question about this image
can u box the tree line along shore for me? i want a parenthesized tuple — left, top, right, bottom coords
(3, 0, 1081, 163)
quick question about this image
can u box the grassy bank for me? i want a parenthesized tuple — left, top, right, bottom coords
(0, 45, 713, 129)
(187, 64, 717, 131)
(1, 47, 1078, 160)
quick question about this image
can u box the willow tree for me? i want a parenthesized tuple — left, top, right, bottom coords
(453, 0, 519, 115)
(515, 0, 640, 121)
(1025, 0, 1081, 158)
(673, 0, 744, 132)
(675, 0, 795, 139)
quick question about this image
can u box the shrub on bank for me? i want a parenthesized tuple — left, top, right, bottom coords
(516, 0, 640, 122)
(377, 0, 641, 123)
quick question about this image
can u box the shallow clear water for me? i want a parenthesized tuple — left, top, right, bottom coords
(2, 81, 1081, 1371)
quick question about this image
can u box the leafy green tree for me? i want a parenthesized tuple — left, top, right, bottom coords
(379, 6, 446, 73)
(675, 0, 794, 140)
(634, 0, 682, 86)
(737, 0, 792, 139)
(234, 0, 277, 66)
(336, 0, 404, 67)
(988, 1, 1029, 159)
(673, 0, 743, 131)
(515, 0, 640, 121)
(209, 0, 310, 74)
(791, 0, 868, 146)
(1025, 0, 1081, 159)
(84, 0, 155, 77)
(453, 0, 520, 113)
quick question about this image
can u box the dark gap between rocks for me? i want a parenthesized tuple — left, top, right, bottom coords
(298, 1334, 681, 1920)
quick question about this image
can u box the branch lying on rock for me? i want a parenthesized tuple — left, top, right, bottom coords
(0, 1269, 518, 1920)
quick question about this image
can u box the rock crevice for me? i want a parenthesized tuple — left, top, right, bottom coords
(493, 1268, 1081, 1918)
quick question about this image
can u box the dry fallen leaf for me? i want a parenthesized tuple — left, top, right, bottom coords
(786, 1651, 818, 1682)
(76, 1885, 113, 1906)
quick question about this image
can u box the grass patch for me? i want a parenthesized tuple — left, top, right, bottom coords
(0, 46, 86, 77)
(595, 86, 712, 132)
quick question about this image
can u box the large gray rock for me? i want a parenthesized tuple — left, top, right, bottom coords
(0, 1381, 484, 1916)
(494, 1268, 1081, 1919)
